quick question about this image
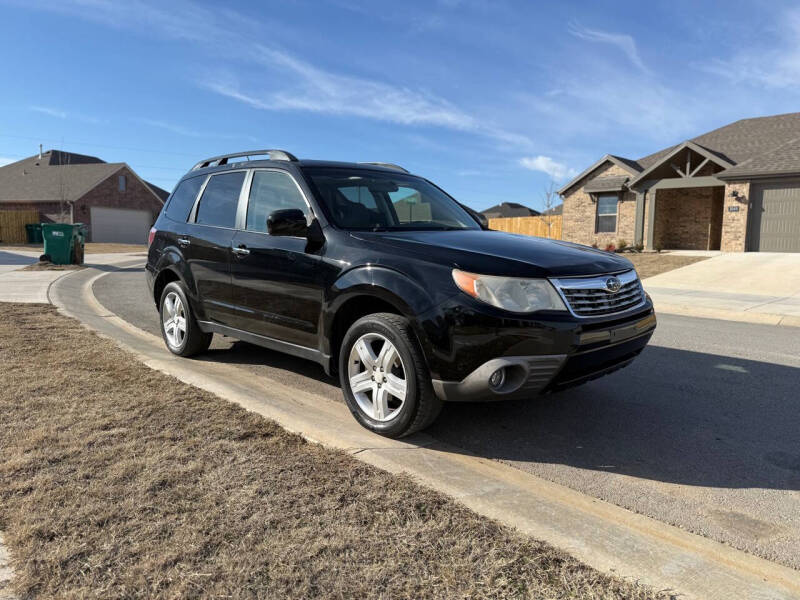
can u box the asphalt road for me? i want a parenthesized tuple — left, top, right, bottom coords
(94, 266, 800, 569)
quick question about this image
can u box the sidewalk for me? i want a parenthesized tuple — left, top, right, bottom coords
(643, 253, 800, 327)
(0, 250, 143, 303)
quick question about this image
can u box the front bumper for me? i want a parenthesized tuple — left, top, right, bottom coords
(429, 308, 656, 402)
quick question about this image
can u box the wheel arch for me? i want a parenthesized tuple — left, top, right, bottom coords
(323, 266, 436, 375)
(152, 248, 196, 306)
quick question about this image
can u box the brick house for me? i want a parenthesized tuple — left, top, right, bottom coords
(558, 112, 800, 253)
(0, 149, 167, 243)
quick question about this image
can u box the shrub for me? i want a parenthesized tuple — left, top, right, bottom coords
(654, 241, 663, 253)
(617, 239, 628, 252)
(633, 243, 644, 253)
(591, 243, 598, 249)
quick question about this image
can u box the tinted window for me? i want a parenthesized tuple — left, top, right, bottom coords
(195, 172, 245, 228)
(164, 175, 206, 222)
(246, 171, 307, 233)
(303, 168, 478, 231)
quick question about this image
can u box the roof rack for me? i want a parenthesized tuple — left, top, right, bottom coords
(191, 149, 298, 171)
(360, 162, 409, 173)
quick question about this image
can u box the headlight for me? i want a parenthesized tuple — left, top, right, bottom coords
(452, 269, 567, 313)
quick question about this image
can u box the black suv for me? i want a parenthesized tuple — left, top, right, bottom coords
(146, 150, 656, 437)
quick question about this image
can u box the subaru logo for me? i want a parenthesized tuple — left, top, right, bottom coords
(605, 277, 622, 293)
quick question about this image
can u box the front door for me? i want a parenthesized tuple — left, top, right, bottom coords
(185, 170, 246, 324)
(228, 169, 324, 349)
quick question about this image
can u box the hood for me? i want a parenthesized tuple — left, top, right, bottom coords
(350, 229, 633, 278)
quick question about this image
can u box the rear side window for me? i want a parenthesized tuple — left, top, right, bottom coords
(164, 175, 206, 222)
(246, 171, 307, 233)
(195, 172, 245, 228)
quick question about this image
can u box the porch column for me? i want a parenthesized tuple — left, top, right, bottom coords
(646, 189, 657, 250)
(634, 191, 645, 246)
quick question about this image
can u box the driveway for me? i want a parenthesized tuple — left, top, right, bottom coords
(0, 250, 37, 274)
(93, 265, 800, 571)
(644, 252, 800, 322)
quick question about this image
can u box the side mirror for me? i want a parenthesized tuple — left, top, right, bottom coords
(458, 202, 489, 230)
(267, 209, 307, 237)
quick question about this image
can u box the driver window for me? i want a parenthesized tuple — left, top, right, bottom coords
(246, 171, 307, 233)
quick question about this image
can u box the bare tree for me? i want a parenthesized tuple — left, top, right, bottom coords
(541, 180, 557, 239)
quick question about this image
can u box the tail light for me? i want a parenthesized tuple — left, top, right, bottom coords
(148, 227, 157, 247)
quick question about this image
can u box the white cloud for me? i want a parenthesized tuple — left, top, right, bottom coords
(701, 9, 800, 89)
(21, 0, 532, 150)
(569, 24, 649, 74)
(29, 105, 101, 124)
(519, 156, 576, 180)
(30, 105, 67, 119)
(200, 47, 533, 148)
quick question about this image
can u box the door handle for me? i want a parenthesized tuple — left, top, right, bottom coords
(177, 237, 190, 247)
(232, 245, 250, 256)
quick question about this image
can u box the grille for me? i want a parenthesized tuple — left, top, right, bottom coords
(551, 270, 645, 317)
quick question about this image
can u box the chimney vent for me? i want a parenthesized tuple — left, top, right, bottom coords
(39, 144, 43, 159)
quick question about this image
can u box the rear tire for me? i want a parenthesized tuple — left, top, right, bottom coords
(159, 281, 212, 357)
(339, 312, 442, 438)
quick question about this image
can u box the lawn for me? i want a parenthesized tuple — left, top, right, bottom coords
(0, 242, 146, 254)
(0, 303, 669, 600)
(624, 253, 709, 279)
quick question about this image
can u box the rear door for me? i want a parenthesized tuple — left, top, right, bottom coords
(228, 169, 323, 348)
(186, 170, 247, 324)
(749, 181, 800, 252)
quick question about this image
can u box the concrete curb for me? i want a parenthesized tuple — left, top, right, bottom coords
(0, 533, 16, 600)
(653, 302, 800, 328)
(46, 263, 800, 600)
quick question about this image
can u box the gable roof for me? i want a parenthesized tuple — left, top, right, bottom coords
(628, 140, 735, 187)
(481, 201, 540, 218)
(0, 150, 167, 204)
(557, 154, 641, 196)
(562, 112, 800, 195)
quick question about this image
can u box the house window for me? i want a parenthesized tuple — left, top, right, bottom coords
(595, 193, 618, 233)
(118, 175, 127, 192)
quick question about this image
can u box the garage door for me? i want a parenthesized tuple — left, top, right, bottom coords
(90, 207, 152, 244)
(749, 182, 800, 252)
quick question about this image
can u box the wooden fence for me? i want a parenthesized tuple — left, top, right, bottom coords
(0, 210, 40, 244)
(488, 215, 562, 239)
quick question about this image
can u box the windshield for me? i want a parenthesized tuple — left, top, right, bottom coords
(302, 167, 480, 231)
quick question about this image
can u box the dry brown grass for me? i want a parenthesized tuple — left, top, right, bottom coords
(0, 304, 672, 600)
(625, 254, 709, 279)
(0, 243, 146, 254)
(20, 262, 85, 272)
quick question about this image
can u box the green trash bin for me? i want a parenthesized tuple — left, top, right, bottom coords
(42, 223, 83, 265)
(24, 223, 44, 244)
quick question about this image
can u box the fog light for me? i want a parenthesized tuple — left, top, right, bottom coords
(489, 368, 506, 390)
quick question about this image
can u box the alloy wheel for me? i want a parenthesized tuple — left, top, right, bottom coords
(347, 332, 408, 422)
(162, 291, 187, 349)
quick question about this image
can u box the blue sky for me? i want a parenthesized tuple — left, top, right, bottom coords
(1, 0, 798, 211)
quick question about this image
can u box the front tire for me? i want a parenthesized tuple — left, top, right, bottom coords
(339, 313, 442, 438)
(159, 281, 212, 357)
